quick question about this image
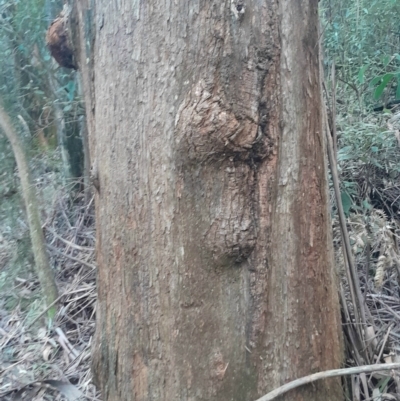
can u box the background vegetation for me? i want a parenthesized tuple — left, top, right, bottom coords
(0, 0, 83, 285)
(322, 0, 400, 398)
(321, 0, 400, 281)
(0, 1, 95, 399)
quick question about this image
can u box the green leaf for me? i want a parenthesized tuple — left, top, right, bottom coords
(371, 146, 378, 152)
(341, 191, 352, 216)
(18, 44, 26, 54)
(370, 75, 383, 87)
(362, 200, 372, 210)
(337, 146, 353, 161)
(378, 376, 391, 392)
(65, 80, 76, 101)
(381, 55, 391, 67)
(371, 159, 384, 168)
(358, 65, 367, 84)
(373, 73, 394, 99)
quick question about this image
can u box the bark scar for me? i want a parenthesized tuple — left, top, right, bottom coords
(175, 79, 263, 164)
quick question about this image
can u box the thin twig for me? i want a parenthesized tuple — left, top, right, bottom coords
(46, 226, 95, 251)
(56, 327, 80, 359)
(254, 363, 400, 401)
(26, 269, 95, 330)
(331, 61, 337, 159)
(47, 243, 96, 269)
(324, 88, 369, 358)
(377, 324, 393, 362)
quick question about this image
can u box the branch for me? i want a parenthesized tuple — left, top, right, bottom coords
(254, 363, 400, 401)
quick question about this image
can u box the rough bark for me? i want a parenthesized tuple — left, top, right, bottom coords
(0, 104, 58, 317)
(78, 112, 92, 202)
(72, 1, 343, 400)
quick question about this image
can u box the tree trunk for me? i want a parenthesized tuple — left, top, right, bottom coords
(73, 1, 343, 400)
(48, 72, 71, 183)
(69, 0, 96, 198)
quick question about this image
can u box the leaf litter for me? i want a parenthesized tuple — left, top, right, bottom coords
(0, 189, 98, 401)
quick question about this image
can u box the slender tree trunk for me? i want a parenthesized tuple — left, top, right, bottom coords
(48, 73, 71, 183)
(75, 70, 92, 201)
(79, 113, 92, 202)
(73, 1, 343, 400)
(69, 0, 96, 198)
(0, 104, 58, 317)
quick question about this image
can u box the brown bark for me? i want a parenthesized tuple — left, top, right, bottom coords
(73, 1, 343, 400)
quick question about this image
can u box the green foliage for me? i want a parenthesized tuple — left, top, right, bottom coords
(0, 0, 83, 168)
(0, 0, 84, 305)
(321, 0, 400, 107)
(333, 113, 400, 216)
(323, 6, 400, 362)
(322, 0, 400, 219)
(323, 6, 400, 393)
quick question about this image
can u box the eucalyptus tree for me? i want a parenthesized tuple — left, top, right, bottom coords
(72, 1, 343, 400)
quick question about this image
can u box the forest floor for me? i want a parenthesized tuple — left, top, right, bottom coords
(0, 189, 99, 401)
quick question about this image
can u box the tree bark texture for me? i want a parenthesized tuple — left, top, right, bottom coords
(73, 1, 343, 400)
(49, 72, 71, 183)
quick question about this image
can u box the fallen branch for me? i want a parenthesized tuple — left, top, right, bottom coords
(47, 243, 96, 269)
(254, 363, 400, 401)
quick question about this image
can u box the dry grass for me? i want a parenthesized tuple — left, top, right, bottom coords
(0, 189, 99, 401)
